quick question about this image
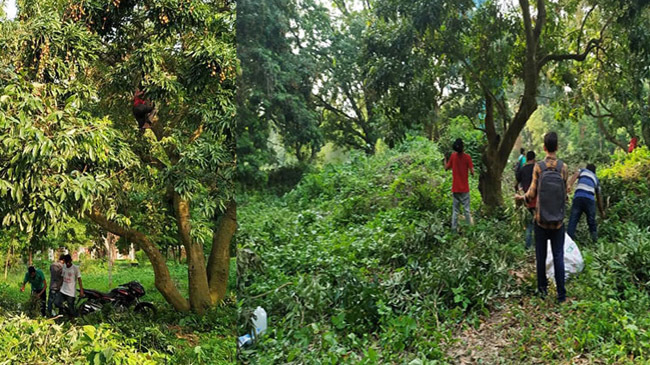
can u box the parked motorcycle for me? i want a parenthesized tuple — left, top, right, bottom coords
(77, 281, 156, 319)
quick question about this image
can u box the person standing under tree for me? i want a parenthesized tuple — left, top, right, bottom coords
(515, 132, 569, 303)
(567, 163, 605, 242)
(516, 150, 537, 249)
(517, 147, 527, 169)
(47, 254, 65, 317)
(21, 266, 47, 316)
(55, 254, 84, 316)
(444, 138, 474, 232)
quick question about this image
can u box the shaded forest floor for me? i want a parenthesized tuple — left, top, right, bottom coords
(446, 255, 602, 364)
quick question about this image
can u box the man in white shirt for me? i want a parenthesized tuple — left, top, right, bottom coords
(55, 254, 84, 316)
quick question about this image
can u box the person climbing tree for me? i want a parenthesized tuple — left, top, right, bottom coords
(133, 88, 155, 130)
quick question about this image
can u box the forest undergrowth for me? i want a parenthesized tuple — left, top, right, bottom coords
(237, 138, 650, 364)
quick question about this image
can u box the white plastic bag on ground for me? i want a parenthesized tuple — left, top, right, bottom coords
(546, 233, 584, 281)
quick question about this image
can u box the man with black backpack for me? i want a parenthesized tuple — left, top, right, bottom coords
(515, 132, 569, 303)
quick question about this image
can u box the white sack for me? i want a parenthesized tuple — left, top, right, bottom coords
(546, 233, 584, 281)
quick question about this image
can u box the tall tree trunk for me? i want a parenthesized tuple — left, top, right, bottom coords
(173, 193, 212, 313)
(479, 93, 506, 207)
(207, 200, 237, 304)
(4, 246, 11, 280)
(425, 104, 440, 141)
(424, 119, 434, 141)
(88, 207, 191, 312)
(362, 88, 378, 154)
(477, 0, 543, 208)
(104, 233, 118, 288)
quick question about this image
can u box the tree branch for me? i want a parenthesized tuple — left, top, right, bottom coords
(533, 0, 546, 41)
(189, 124, 204, 144)
(343, 82, 364, 123)
(87, 206, 191, 311)
(577, 4, 597, 51)
(588, 103, 627, 152)
(248, 282, 293, 300)
(538, 38, 600, 69)
(520, 0, 534, 49)
(313, 92, 357, 121)
(539, 15, 611, 70)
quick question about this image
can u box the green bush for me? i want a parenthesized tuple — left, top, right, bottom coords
(0, 314, 167, 364)
(599, 146, 650, 229)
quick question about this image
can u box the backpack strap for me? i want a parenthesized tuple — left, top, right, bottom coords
(556, 160, 563, 174)
(536, 161, 546, 201)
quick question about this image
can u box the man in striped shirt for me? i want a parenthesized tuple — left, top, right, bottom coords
(567, 163, 605, 242)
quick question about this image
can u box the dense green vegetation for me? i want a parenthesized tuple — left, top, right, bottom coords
(0, 0, 237, 361)
(0, 258, 237, 364)
(237, 138, 650, 363)
(236, 1, 650, 360)
(238, 0, 650, 207)
(0, 0, 237, 313)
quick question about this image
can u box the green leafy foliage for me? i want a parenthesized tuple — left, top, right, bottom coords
(0, 314, 167, 364)
(599, 147, 650, 230)
(239, 134, 650, 363)
(1, 0, 238, 314)
(238, 137, 521, 363)
(0, 259, 237, 364)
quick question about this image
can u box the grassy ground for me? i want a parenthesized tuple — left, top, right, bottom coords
(0, 257, 237, 364)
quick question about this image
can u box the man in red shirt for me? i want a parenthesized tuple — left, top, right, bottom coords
(444, 138, 474, 231)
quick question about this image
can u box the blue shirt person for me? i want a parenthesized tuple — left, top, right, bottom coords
(567, 163, 605, 242)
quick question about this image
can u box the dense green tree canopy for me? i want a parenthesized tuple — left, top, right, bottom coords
(239, 0, 650, 206)
(0, 0, 238, 313)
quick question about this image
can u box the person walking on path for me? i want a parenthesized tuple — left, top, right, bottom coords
(55, 254, 84, 316)
(516, 150, 537, 249)
(444, 138, 474, 232)
(47, 254, 65, 317)
(21, 266, 47, 316)
(515, 132, 569, 303)
(567, 163, 605, 242)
